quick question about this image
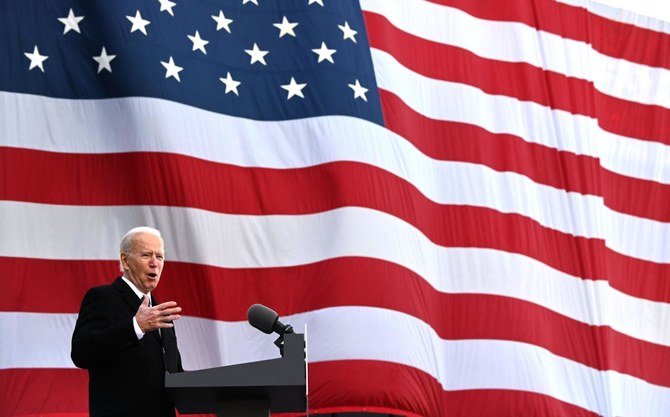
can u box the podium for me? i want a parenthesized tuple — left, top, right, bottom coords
(165, 333, 307, 417)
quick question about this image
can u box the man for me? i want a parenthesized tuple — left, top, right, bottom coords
(71, 227, 184, 417)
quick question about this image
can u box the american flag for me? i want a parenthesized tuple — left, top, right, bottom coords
(2, 0, 670, 415)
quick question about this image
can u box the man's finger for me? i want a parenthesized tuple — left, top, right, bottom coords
(161, 307, 182, 316)
(154, 301, 178, 310)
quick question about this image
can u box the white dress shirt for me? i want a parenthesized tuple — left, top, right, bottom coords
(121, 276, 150, 340)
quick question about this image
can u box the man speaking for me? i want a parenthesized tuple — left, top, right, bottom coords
(71, 227, 184, 417)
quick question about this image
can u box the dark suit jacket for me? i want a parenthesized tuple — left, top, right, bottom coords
(71, 277, 183, 417)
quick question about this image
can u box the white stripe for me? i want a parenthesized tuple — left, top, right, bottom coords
(4, 86, 669, 189)
(379, 45, 670, 262)
(370, 49, 670, 186)
(2, 309, 669, 417)
(186, 308, 670, 417)
(361, 0, 670, 110)
(371, 48, 599, 157)
(1, 201, 668, 347)
(3, 92, 670, 249)
(5, 77, 669, 189)
(558, 0, 670, 29)
(0, 312, 76, 368)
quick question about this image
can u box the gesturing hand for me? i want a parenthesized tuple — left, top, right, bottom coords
(135, 296, 182, 333)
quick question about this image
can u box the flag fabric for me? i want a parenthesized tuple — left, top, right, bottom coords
(1, 0, 670, 416)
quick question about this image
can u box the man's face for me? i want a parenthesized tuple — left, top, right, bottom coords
(120, 233, 165, 294)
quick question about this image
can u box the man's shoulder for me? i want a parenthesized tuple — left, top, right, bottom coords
(85, 278, 124, 297)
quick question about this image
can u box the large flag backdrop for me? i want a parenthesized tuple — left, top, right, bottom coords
(1, 0, 670, 416)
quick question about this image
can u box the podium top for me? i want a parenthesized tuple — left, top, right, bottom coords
(165, 333, 306, 414)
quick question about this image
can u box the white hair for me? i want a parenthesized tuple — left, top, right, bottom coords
(119, 226, 163, 272)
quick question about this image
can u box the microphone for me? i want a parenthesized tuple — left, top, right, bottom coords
(247, 304, 294, 335)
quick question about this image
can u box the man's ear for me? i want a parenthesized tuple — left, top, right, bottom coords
(120, 252, 129, 271)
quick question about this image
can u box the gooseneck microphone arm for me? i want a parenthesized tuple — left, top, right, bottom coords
(247, 304, 295, 355)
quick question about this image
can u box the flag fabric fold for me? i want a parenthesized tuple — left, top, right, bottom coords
(2, 0, 669, 416)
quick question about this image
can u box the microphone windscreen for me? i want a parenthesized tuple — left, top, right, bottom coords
(247, 304, 278, 334)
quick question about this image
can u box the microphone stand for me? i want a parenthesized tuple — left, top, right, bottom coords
(273, 324, 294, 356)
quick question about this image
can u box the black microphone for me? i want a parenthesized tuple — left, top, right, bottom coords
(247, 304, 294, 335)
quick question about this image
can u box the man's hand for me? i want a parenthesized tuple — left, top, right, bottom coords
(136, 296, 182, 333)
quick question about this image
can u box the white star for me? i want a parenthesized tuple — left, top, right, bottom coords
(308, 0, 324, 6)
(245, 43, 269, 66)
(281, 77, 307, 100)
(338, 21, 357, 43)
(58, 8, 84, 35)
(158, 0, 176, 16)
(24, 45, 48, 72)
(348, 79, 368, 102)
(161, 56, 183, 82)
(312, 42, 336, 63)
(273, 16, 298, 38)
(188, 31, 209, 54)
(93, 47, 116, 74)
(243, 0, 258, 4)
(212, 11, 233, 33)
(126, 11, 151, 36)
(219, 72, 241, 96)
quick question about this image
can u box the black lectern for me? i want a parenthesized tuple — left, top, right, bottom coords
(165, 333, 306, 417)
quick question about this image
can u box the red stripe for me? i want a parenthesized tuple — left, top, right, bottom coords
(365, 11, 596, 117)
(0, 135, 605, 206)
(595, 92, 670, 146)
(424, 0, 670, 71)
(310, 361, 602, 417)
(0, 369, 212, 417)
(2, 256, 669, 387)
(602, 168, 670, 223)
(379, 90, 670, 223)
(1, 147, 669, 302)
(0, 369, 88, 417)
(365, 11, 670, 147)
(378, 91, 602, 196)
(0, 363, 601, 417)
(5, 414, 87, 417)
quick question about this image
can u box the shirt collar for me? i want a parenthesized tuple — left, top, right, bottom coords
(121, 276, 150, 301)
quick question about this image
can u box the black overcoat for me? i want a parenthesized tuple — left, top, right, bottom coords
(71, 277, 183, 417)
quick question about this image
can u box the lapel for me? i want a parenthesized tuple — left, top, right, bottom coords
(113, 277, 165, 343)
(113, 277, 142, 312)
